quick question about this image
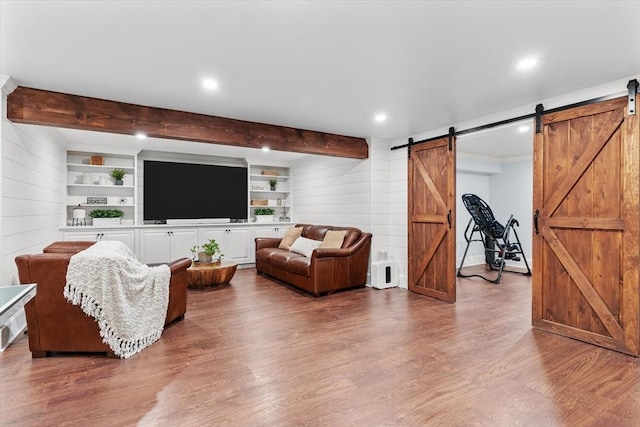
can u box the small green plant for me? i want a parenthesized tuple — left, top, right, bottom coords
(254, 207, 274, 215)
(268, 178, 278, 189)
(110, 168, 126, 180)
(88, 209, 124, 218)
(190, 239, 224, 261)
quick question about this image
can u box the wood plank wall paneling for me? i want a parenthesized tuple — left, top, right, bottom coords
(388, 145, 408, 287)
(1, 90, 66, 284)
(291, 154, 372, 233)
(7, 87, 369, 160)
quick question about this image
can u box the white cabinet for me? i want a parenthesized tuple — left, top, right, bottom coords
(254, 226, 288, 239)
(66, 150, 137, 226)
(201, 227, 251, 263)
(138, 228, 198, 264)
(63, 229, 135, 253)
(249, 165, 291, 222)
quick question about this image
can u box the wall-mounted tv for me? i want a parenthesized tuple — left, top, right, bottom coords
(143, 160, 248, 222)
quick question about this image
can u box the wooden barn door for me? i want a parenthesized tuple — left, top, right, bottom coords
(533, 96, 640, 356)
(408, 136, 456, 302)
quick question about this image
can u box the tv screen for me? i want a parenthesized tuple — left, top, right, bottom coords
(143, 160, 248, 221)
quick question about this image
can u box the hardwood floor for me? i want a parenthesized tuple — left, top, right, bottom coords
(1, 267, 639, 426)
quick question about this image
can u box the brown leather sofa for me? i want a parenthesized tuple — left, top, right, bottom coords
(15, 241, 191, 358)
(255, 224, 372, 296)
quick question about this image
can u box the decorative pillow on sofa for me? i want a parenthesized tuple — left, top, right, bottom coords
(320, 230, 347, 249)
(289, 236, 322, 257)
(279, 226, 303, 250)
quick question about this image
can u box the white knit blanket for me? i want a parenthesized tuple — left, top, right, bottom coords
(63, 241, 171, 358)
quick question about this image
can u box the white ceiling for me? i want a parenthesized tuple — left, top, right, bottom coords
(2, 1, 639, 160)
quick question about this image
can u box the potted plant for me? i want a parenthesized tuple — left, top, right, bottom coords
(190, 239, 224, 264)
(110, 168, 126, 185)
(89, 209, 124, 226)
(254, 207, 275, 223)
(269, 178, 278, 191)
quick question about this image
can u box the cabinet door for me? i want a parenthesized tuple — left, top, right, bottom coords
(274, 226, 288, 238)
(139, 230, 171, 264)
(101, 230, 135, 253)
(226, 228, 251, 262)
(201, 228, 227, 248)
(64, 231, 101, 242)
(169, 229, 199, 261)
(254, 227, 276, 239)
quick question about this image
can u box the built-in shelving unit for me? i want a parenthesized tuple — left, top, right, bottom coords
(65, 151, 137, 226)
(249, 165, 291, 222)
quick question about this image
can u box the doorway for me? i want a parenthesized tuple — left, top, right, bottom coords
(455, 120, 534, 282)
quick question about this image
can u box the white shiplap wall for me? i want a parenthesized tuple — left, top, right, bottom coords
(1, 81, 66, 285)
(388, 144, 408, 288)
(291, 138, 402, 286)
(291, 152, 372, 233)
(489, 157, 533, 270)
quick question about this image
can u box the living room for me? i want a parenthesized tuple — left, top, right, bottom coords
(2, 1, 640, 425)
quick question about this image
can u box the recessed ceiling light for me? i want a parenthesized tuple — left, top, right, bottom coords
(518, 125, 530, 133)
(262, 146, 270, 152)
(135, 132, 147, 139)
(374, 113, 387, 123)
(517, 56, 538, 71)
(202, 78, 219, 91)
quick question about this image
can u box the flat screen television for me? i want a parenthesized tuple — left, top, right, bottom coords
(143, 160, 248, 222)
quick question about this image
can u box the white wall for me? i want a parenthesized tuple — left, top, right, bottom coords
(292, 137, 395, 285)
(291, 152, 372, 233)
(456, 169, 491, 266)
(1, 79, 66, 285)
(489, 157, 533, 270)
(388, 145, 408, 288)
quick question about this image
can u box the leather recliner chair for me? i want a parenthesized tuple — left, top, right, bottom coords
(15, 241, 191, 358)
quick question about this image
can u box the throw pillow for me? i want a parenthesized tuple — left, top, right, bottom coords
(289, 236, 322, 258)
(279, 226, 303, 250)
(320, 230, 347, 249)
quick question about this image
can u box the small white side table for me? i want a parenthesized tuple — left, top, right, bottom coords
(0, 284, 36, 351)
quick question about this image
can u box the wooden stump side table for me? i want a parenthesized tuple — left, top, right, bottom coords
(187, 261, 238, 289)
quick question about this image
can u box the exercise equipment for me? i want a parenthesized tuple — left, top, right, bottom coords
(457, 193, 531, 284)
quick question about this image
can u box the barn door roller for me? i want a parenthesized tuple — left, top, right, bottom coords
(628, 79, 638, 115)
(448, 127, 455, 151)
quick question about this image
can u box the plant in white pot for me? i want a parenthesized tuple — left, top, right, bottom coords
(254, 207, 275, 223)
(89, 209, 124, 226)
(190, 239, 224, 264)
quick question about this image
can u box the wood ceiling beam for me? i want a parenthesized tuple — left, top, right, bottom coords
(7, 87, 368, 159)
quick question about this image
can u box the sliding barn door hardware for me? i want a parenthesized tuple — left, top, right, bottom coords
(535, 104, 544, 134)
(628, 79, 638, 115)
(407, 137, 413, 158)
(448, 127, 455, 151)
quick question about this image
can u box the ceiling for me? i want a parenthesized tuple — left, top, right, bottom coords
(2, 1, 639, 160)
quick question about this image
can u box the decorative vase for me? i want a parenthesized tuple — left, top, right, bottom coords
(115, 179, 123, 186)
(82, 173, 93, 185)
(270, 185, 276, 191)
(198, 253, 213, 263)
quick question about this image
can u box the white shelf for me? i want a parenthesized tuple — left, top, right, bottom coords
(67, 184, 135, 189)
(67, 163, 135, 174)
(249, 164, 292, 221)
(250, 190, 290, 194)
(66, 203, 135, 208)
(250, 174, 290, 180)
(66, 151, 137, 227)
